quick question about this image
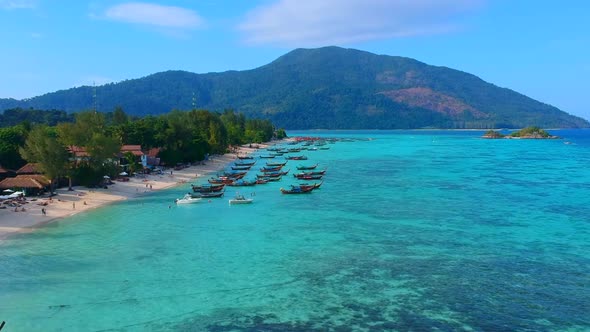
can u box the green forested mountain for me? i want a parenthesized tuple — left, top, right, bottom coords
(1, 46, 587, 129)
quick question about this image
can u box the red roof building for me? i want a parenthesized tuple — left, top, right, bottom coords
(121, 145, 144, 157)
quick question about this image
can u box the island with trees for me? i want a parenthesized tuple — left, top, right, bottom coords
(482, 127, 559, 139)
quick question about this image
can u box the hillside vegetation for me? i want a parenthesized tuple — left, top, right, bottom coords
(1, 47, 587, 129)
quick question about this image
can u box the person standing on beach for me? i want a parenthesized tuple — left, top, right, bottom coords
(73, 202, 75, 209)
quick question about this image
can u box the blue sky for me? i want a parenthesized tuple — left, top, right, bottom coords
(1, 0, 589, 120)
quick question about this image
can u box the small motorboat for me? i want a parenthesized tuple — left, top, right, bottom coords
(228, 193, 254, 205)
(175, 194, 203, 204)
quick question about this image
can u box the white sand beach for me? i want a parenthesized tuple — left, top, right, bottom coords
(0, 144, 268, 240)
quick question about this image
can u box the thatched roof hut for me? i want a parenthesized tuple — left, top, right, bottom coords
(16, 163, 41, 175)
(0, 175, 51, 191)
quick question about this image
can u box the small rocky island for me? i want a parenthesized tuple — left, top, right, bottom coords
(482, 127, 559, 139)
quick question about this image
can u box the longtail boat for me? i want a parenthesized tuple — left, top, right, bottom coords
(191, 183, 225, 192)
(266, 161, 287, 167)
(280, 186, 313, 194)
(261, 175, 282, 182)
(231, 165, 252, 171)
(219, 171, 247, 178)
(227, 179, 257, 187)
(237, 155, 254, 159)
(257, 172, 281, 178)
(191, 191, 224, 198)
(293, 181, 323, 190)
(208, 177, 239, 184)
(234, 161, 256, 166)
(296, 164, 318, 170)
(294, 174, 323, 180)
(286, 155, 308, 160)
(258, 155, 275, 159)
(260, 166, 283, 172)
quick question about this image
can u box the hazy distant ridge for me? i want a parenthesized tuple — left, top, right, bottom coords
(1, 46, 587, 129)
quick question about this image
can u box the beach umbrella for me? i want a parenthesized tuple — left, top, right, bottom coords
(119, 172, 128, 176)
(2, 189, 14, 193)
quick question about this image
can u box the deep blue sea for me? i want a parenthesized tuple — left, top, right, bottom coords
(1, 130, 590, 331)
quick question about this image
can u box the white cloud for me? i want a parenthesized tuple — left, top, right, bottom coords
(239, 0, 483, 46)
(104, 2, 204, 29)
(0, 0, 36, 10)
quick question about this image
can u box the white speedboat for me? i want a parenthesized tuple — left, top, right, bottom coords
(175, 194, 202, 204)
(228, 194, 253, 205)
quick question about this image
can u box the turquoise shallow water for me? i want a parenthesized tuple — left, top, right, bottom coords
(1, 130, 590, 331)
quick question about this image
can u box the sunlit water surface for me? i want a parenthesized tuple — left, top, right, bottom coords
(1, 130, 589, 331)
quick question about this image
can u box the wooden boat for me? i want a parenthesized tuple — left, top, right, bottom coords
(208, 177, 238, 184)
(227, 179, 257, 187)
(294, 174, 323, 180)
(228, 193, 254, 205)
(192, 183, 225, 192)
(256, 178, 269, 184)
(296, 164, 318, 170)
(234, 161, 256, 166)
(266, 161, 287, 167)
(260, 166, 283, 172)
(231, 165, 252, 170)
(309, 169, 327, 175)
(259, 155, 275, 159)
(191, 191, 224, 198)
(175, 194, 203, 204)
(258, 175, 283, 182)
(294, 181, 323, 190)
(220, 171, 247, 178)
(257, 172, 282, 178)
(280, 187, 313, 194)
(237, 155, 254, 159)
(286, 155, 308, 160)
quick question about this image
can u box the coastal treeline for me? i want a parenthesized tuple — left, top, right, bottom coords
(0, 108, 286, 188)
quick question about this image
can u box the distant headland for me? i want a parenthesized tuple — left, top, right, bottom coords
(482, 127, 559, 139)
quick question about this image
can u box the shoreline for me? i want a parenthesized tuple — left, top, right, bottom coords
(0, 144, 270, 241)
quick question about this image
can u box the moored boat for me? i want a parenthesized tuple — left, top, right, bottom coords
(191, 191, 224, 198)
(286, 155, 308, 160)
(296, 164, 318, 170)
(234, 161, 256, 166)
(208, 177, 239, 184)
(293, 181, 323, 190)
(175, 194, 203, 204)
(227, 179, 257, 187)
(294, 174, 323, 180)
(260, 165, 283, 172)
(192, 183, 225, 192)
(280, 187, 314, 194)
(228, 193, 254, 204)
(266, 161, 287, 167)
(231, 165, 252, 170)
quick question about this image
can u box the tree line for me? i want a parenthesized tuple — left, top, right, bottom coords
(0, 108, 287, 190)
